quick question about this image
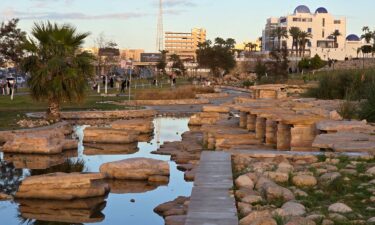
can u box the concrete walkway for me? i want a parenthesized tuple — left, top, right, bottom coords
(185, 151, 238, 225)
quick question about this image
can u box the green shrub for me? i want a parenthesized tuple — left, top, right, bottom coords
(305, 69, 375, 100)
(242, 80, 254, 87)
(359, 84, 375, 122)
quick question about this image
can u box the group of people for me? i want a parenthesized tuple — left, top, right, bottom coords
(0, 79, 16, 96)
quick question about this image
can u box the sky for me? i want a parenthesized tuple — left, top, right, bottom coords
(0, 0, 374, 52)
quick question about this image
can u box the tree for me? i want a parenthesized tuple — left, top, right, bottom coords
(196, 37, 236, 77)
(255, 60, 267, 80)
(22, 22, 95, 120)
(157, 50, 168, 74)
(268, 44, 289, 82)
(289, 27, 301, 57)
(330, 30, 341, 48)
(298, 31, 312, 57)
(0, 18, 26, 69)
(170, 54, 185, 76)
(272, 27, 288, 51)
(258, 36, 263, 51)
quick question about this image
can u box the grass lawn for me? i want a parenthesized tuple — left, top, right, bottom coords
(0, 81, 199, 130)
(0, 94, 133, 130)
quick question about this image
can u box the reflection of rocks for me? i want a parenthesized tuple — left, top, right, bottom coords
(4, 150, 77, 170)
(84, 143, 138, 156)
(111, 119, 154, 134)
(108, 180, 166, 194)
(100, 158, 170, 182)
(17, 196, 106, 223)
(83, 127, 139, 144)
(16, 172, 109, 200)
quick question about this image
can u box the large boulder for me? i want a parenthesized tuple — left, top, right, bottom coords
(235, 174, 255, 189)
(83, 127, 139, 144)
(100, 158, 170, 182)
(15, 173, 109, 200)
(239, 210, 272, 225)
(111, 119, 154, 134)
(2, 132, 76, 154)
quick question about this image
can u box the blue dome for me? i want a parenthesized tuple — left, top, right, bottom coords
(294, 5, 311, 14)
(315, 7, 328, 14)
(346, 34, 360, 42)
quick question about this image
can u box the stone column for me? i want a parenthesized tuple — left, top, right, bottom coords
(239, 112, 248, 128)
(255, 117, 266, 142)
(290, 124, 318, 151)
(277, 122, 291, 151)
(246, 114, 257, 132)
(265, 119, 277, 147)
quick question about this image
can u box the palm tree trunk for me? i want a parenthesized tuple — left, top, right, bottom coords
(47, 100, 61, 121)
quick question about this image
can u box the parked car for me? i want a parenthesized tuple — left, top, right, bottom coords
(16, 77, 26, 84)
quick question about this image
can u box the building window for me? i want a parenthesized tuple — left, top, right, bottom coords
(322, 18, 325, 27)
(293, 18, 301, 22)
(307, 41, 311, 47)
(334, 20, 341, 24)
(308, 28, 312, 33)
(322, 30, 325, 38)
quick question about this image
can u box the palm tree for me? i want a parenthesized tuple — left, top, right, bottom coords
(272, 27, 288, 51)
(22, 22, 94, 120)
(330, 30, 342, 48)
(289, 27, 301, 56)
(258, 36, 263, 51)
(298, 31, 312, 57)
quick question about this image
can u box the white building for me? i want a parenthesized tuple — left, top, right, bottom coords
(262, 5, 363, 60)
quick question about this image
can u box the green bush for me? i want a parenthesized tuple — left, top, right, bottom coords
(359, 85, 375, 122)
(298, 54, 326, 71)
(242, 80, 254, 87)
(304, 69, 375, 100)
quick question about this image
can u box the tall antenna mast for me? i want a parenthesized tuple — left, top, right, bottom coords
(156, 0, 164, 51)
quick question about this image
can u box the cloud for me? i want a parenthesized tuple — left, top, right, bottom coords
(161, 0, 197, 8)
(0, 8, 149, 20)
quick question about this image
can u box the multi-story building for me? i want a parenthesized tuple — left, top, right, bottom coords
(164, 28, 206, 61)
(121, 49, 144, 62)
(262, 5, 363, 60)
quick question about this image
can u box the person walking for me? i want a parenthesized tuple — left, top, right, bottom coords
(109, 77, 114, 88)
(121, 80, 126, 93)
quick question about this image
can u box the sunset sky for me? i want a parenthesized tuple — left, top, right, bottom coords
(1, 0, 374, 51)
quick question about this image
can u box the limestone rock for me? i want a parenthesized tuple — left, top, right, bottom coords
(0, 192, 13, 201)
(319, 172, 341, 185)
(250, 217, 277, 225)
(367, 166, 375, 176)
(100, 158, 170, 181)
(239, 210, 271, 225)
(292, 175, 317, 187)
(2, 132, 73, 154)
(280, 201, 306, 217)
(238, 202, 252, 216)
(84, 127, 139, 144)
(111, 119, 154, 134)
(241, 195, 263, 204)
(236, 174, 255, 189)
(15, 173, 109, 200)
(285, 217, 316, 225)
(277, 162, 294, 173)
(265, 172, 289, 183)
(256, 177, 295, 202)
(328, 203, 352, 213)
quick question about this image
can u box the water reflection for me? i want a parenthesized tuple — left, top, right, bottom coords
(17, 196, 107, 224)
(4, 150, 77, 170)
(107, 180, 167, 194)
(83, 143, 138, 156)
(0, 117, 193, 225)
(0, 161, 23, 195)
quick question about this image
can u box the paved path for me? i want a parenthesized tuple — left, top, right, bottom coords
(185, 151, 238, 225)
